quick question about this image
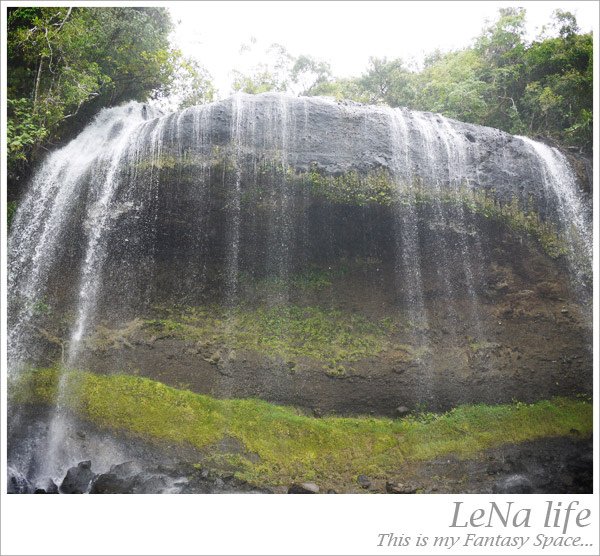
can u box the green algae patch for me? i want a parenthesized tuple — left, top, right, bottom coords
(134, 151, 570, 260)
(139, 304, 393, 366)
(238, 267, 335, 294)
(288, 164, 569, 259)
(11, 368, 593, 489)
(302, 167, 395, 206)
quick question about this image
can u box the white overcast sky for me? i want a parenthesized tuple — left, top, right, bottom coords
(168, 1, 599, 97)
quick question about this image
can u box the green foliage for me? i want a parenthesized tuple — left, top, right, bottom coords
(521, 30, 593, 150)
(231, 42, 332, 96)
(416, 50, 490, 123)
(232, 68, 286, 95)
(290, 54, 333, 95)
(7, 7, 214, 184)
(358, 57, 417, 106)
(7, 99, 48, 165)
(309, 77, 372, 102)
(11, 367, 593, 489)
(304, 167, 395, 206)
(306, 8, 592, 152)
(7, 201, 18, 229)
(296, 166, 568, 259)
(31, 299, 52, 316)
(138, 304, 392, 366)
(173, 59, 216, 109)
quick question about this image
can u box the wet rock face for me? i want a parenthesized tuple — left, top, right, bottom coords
(8, 94, 592, 417)
(59, 460, 96, 494)
(7, 467, 33, 494)
(172, 94, 591, 210)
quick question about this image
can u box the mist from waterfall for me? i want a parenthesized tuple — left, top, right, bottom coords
(7, 93, 592, 483)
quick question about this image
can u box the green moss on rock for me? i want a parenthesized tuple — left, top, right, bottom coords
(142, 304, 393, 366)
(132, 149, 569, 260)
(302, 167, 395, 206)
(10, 368, 593, 489)
(296, 167, 569, 259)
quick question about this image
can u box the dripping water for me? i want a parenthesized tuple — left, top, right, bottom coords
(517, 136, 592, 291)
(7, 94, 592, 485)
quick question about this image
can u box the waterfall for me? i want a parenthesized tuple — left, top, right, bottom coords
(517, 136, 592, 289)
(8, 103, 151, 371)
(9, 93, 591, 372)
(7, 93, 592, 485)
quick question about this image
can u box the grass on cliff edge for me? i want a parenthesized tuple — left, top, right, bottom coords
(95, 304, 395, 367)
(11, 368, 592, 488)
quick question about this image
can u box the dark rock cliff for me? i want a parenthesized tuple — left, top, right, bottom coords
(8, 94, 593, 414)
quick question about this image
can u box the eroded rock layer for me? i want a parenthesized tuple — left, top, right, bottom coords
(8, 94, 593, 488)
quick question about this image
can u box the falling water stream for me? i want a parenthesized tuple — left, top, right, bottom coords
(517, 136, 592, 289)
(7, 93, 592, 486)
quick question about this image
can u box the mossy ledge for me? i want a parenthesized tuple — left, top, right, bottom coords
(298, 167, 569, 259)
(137, 151, 570, 259)
(93, 304, 395, 368)
(10, 368, 592, 489)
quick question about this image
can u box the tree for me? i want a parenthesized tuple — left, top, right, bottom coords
(7, 7, 215, 192)
(290, 54, 332, 95)
(230, 42, 332, 96)
(165, 57, 216, 110)
(521, 26, 592, 149)
(307, 8, 592, 152)
(357, 57, 413, 105)
(308, 77, 372, 103)
(414, 50, 490, 123)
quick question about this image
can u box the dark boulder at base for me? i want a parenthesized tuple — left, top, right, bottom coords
(90, 461, 142, 494)
(90, 473, 133, 494)
(60, 460, 96, 494)
(90, 461, 174, 494)
(7, 467, 32, 494)
(89, 460, 269, 493)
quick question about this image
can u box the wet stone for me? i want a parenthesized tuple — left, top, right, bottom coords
(357, 474, 372, 489)
(386, 481, 417, 494)
(60, 460, 96, 494)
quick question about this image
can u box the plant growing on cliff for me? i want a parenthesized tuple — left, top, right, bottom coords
(10, 367, 593, 490)
(291, 164, 569, 259)
(137, 304, 394, 366)
(7, 201, 18, 229)
(6, 7, 214, 188)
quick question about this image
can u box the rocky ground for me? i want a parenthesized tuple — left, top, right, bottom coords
(7, 405, 592, 494)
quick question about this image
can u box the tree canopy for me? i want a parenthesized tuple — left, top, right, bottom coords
(7, 6, 213, 187)
(309, 8, 593, 153)
(6, 6, 593, 202)
(231, 42, 332, 96)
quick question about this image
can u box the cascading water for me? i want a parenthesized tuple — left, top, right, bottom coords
(7, 93, 592, 489)
(9, 104, 153, 371)
(517, 136, 592, 290)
